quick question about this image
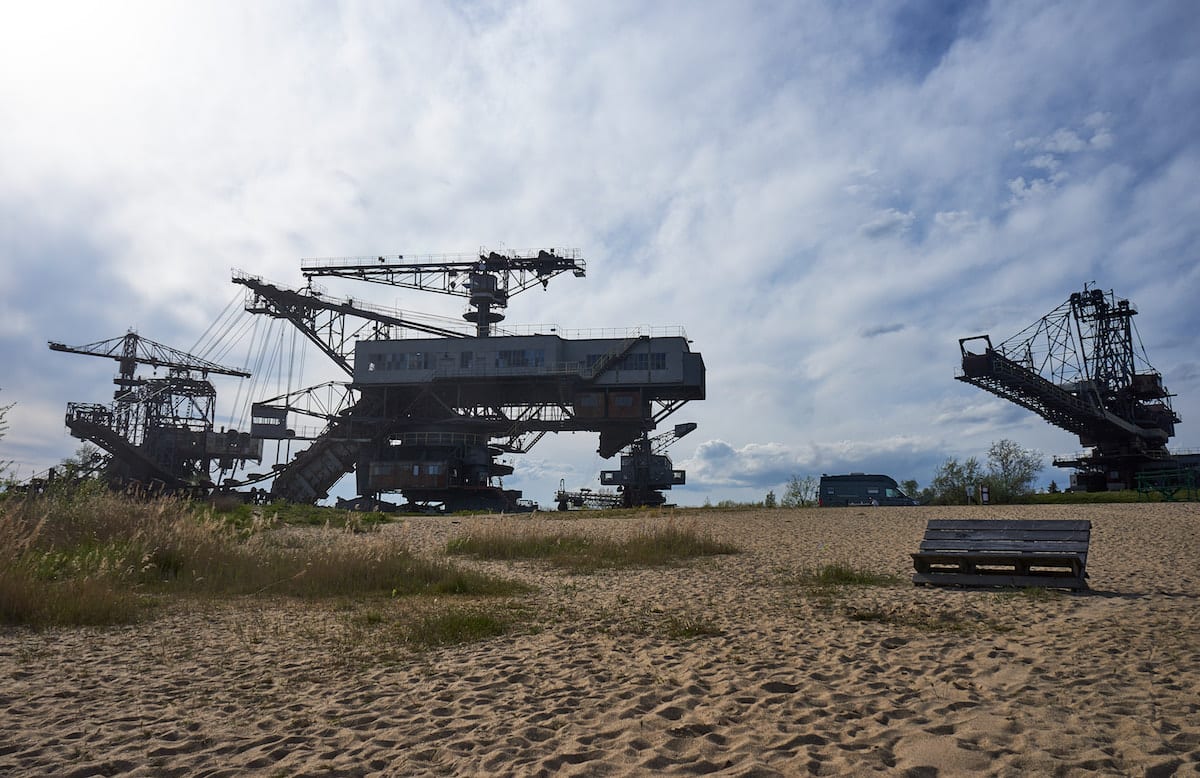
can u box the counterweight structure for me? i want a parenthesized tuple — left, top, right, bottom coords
(237, 249, 705, 511)
(48, 332, 261, 493)
(957, 286, 1194, 491)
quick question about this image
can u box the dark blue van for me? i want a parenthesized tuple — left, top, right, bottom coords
(818, 473, 918, 506)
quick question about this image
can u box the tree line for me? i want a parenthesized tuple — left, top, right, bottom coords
(909, 439, 1044, 504)
(761, 439, 1044, 507)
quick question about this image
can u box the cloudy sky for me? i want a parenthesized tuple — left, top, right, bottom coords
(2, 0, 1197, 506)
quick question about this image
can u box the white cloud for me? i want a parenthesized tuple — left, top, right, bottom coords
(679, 435, 937, 493)
(1028, 154, 1061, 172)
(1007, 170, 1076, 203)
(2, 1, 1198, 506)
(858, 209, 916, 238)
(1089, 129, 1115, 150)
(1042, 128, 1088, 154)
(931, 210, 977, 232)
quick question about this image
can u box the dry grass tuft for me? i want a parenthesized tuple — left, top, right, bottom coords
(0, 487, 525, 628)
(445, 519, 739, 573)
(793, 563, 902, 588)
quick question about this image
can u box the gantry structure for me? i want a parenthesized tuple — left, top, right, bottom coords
(49, 332, 261, 492)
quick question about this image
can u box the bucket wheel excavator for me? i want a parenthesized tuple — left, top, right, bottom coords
(956, 285, 1195, 491)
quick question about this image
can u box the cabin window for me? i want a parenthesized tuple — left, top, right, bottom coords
(496, 349, 545, 368)
(620, 353, 649, 371)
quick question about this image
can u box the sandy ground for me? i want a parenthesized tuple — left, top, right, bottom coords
(2, 502, 1199, 777)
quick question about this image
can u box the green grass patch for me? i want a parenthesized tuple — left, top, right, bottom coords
(588, 604, 726, 641)
(795, 564, 901, 587)
(400, 608, 516, 648)
(339, 600, 531, 659)
(209, 498, 393, 530)
(662, 613, 725, 639)
(446, 521, 739, 573)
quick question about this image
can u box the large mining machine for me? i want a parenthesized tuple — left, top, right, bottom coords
(235, 249, 705, 511)
(956, 285, 1196, 491)
(48, 331, 261, 493)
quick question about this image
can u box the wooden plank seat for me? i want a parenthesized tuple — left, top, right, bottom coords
(911, 519, 1091, 590)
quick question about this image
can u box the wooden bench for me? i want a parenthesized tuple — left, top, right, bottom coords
(911, 519, 1091, 590)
